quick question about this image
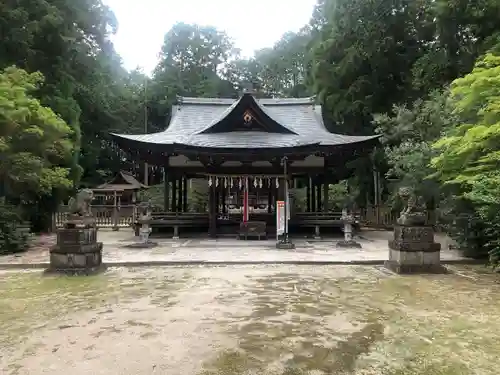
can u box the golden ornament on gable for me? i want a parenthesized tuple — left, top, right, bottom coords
(243, 110, 253, 123)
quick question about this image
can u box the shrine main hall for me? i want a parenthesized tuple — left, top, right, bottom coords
(110, 93, 380, 238)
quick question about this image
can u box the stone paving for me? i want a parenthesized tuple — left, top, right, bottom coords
(0, 228, 465, 267)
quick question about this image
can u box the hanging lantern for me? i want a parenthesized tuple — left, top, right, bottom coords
(216, 177, 219, 187)
(259, 178, 263, 188)
(275, 177, 279, 188)
(224, 177, 228, 188)
(208, 176, 213, 187)
(239, 178, 242, 190)
(230, 177, 234, 188)
(253, 177, 258, 188)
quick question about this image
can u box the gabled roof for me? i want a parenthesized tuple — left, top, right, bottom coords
(110, 94, 380, 150)
(97, 170, 147, 190)
(197, 93, 297, 134)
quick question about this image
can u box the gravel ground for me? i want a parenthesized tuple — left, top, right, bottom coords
(0, 265, 499, 375)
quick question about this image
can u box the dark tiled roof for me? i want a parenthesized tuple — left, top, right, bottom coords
(111, 94, 380, 149)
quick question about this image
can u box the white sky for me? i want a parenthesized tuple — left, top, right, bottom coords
(103, 0, 317, 73)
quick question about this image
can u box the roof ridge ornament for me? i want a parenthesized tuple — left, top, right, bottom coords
(242, 82, 257, 96)
(175, 95, 184, 112)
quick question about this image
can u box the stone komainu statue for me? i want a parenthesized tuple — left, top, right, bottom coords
(397, 186, 426, 225)
(67, 189, 94, 217)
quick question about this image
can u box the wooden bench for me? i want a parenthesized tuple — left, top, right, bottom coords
(292, 213, 357, 239)
(238, 221, 267, 240)
(133, 213, 209, 238)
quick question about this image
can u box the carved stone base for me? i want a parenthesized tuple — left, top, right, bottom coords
(276, 241, 296, 249)
(48, 227, 104, 275)
(314, 225, 321, 240)
(44, 264, 106, 276)
(385, 225, 446, 274)
(65, 215, 97, 229)
(336, 240, 362, 248)
(384, 260, 448, 274)
(239, 221, 267, 240)
(124, 242, 158, 249)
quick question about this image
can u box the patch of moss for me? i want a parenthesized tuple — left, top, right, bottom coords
(0, 268, 191, 348)
(199, 265, 500, 375)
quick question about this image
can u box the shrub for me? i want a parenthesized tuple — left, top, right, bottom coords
(0, 200, 29, 255)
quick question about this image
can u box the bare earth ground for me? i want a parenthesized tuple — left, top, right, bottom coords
(0, 229, 464, 266)
(1, 265, 499, 375)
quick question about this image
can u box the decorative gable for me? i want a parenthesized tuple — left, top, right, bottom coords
(197, 93, 297, 135)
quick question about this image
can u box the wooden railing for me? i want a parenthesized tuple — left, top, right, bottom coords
(53, 204, 136, 230)
(53, 204, 426, 231)
(358, 205, 438, 229)
(359, 206, 399, 228)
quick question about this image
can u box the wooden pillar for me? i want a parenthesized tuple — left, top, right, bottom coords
(306, 176, 311, 212)
(171, 176, 177, 212)
(215, 182, 220, 216)
(132, 191, 138, 221)
(112, 190, 119, 231)
(177, 176, 183, 213)
(183, 176, 188, 213)
(267, 184, 272, 213)
(373, 168, 381, 225)
(221, 182, 227, 214)
(311, 179, 316, 212)
(323, 174, 329, 213)
(316, 178, 322, 212)
(208, 183, 217, 238)
(242, 177, 249, 222)
(275, 180, 280, 211)
(277, 177, 285, 200)
(164, 167, 170, 211)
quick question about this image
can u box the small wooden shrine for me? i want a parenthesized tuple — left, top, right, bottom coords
(94, 170, 147, 205)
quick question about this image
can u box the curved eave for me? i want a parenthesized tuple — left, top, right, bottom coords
(320, 134, 382, 146)
(111, 133, 319, 152)
(110, 132, 381, 151)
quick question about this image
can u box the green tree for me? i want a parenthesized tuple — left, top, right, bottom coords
(253, 29, 314, 98)
(0, 66, 74, 196)
(312, 0, 426, 135)
(0, 66, 74, 232)
(431, 52, 500, 265)
(0, 0, 147, 187)
(375, 90, 456, 206)
(150, 23, 239, 129)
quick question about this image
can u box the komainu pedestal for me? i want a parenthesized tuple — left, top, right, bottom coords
(47, 189, 104, 275)
(49, 226, 104, 275)
(385, 225, 446, 274)
(384, 187, 446, 274)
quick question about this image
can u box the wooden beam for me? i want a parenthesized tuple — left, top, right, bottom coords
(162, 166, 335, 175)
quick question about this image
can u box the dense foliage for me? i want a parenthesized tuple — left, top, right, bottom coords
(0, 200, 28, 254)
(2, 0, 500, 263)
(431, 54, 500, 263)
(0, 67, 74, 196)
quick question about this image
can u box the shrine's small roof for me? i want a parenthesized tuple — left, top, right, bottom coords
(97, 171, 146, 190)
(111, 93, 380, 150)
